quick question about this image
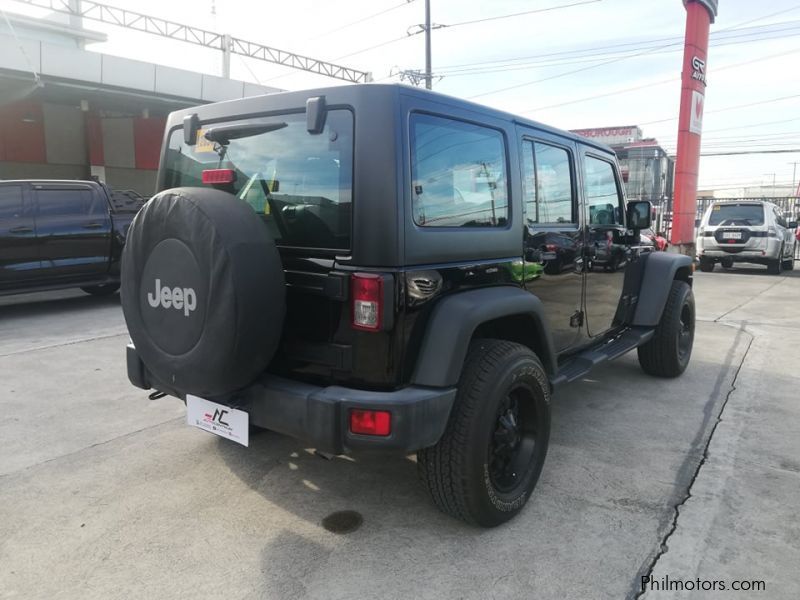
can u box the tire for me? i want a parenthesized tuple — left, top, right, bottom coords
(767, 251, 783, 275)
(720, 258, 734, 270)
(782, 247, 794, 271)
(698, 258, 715, 272)
(417, 339, 551, 527)
(121, 187, 285, 397)
(638, 280, 695, 378)
(81, 283, 120, 296)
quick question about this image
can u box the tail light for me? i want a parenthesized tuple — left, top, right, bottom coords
(201, 168, 236, 185)
(349, 409, 391, 436)
(351, 273, 382, 331)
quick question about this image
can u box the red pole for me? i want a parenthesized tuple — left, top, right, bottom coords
(671, 0, 718, 254)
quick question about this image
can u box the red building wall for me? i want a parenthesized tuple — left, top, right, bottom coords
(0, 101, 46, 163)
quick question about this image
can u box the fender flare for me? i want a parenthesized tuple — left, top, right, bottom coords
(411, 286, 557, 387)
(632, 252, 693, 327)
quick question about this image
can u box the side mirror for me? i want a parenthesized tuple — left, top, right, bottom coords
(789, 221, 798, 229)
(627, 200, 652, 230)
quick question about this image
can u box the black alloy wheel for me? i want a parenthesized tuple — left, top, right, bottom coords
(418, 339, 551, 527)
(638, 280, 695, 378)
(488, 387, 541, 494)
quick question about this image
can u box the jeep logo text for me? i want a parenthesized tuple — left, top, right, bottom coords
(147, 278, 197, 317)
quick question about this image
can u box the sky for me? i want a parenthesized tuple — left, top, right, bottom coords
(3, 0, 800, 195)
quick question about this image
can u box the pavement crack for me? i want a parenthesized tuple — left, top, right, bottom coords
(0, 331, 128, 357)
(629, 325, 755, 600)
(0, 417, 183, 480)
(713, 277, 787, 322)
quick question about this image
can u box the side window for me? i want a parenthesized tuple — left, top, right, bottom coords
(774, 207, 787, 228)
(0, 186, 24, 220)
(522, 141, 575, 225)
(584, 156, 623, 226)
(411, 114, 509, 228)
(36, 189, 99, 217)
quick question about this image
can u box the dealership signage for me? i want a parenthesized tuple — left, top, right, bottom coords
(571, 126, 640, 139)
(691, 56, 707, 85)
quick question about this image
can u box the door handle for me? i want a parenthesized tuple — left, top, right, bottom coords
(83, 222, 104, 229)
(9, 225, 33, 234)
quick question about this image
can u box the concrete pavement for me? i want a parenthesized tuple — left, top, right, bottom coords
(0, 269, 798, 599)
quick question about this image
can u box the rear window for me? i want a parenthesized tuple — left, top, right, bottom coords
(411, 113, 509, 228)
(708, 203, 764, 226)
(162, 110, 353, 250)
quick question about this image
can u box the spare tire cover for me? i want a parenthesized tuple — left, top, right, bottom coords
(121, 187, 285, 397)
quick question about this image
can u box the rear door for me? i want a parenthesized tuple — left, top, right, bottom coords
(0, 183, 40, 286)
(160, 110, 357, 382)
(518, 129, 585, 352)
(34, 183, 112, 279)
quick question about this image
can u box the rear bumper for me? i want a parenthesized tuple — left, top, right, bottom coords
(127, 344, 456, 455)
(697, 237, 781, 260)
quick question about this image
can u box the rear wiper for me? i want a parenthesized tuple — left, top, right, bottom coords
(204, 122, 287, 145)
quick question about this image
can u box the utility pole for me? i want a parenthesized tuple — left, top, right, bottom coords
(424, 0, 432, 89)
(789, 161, 799, 196)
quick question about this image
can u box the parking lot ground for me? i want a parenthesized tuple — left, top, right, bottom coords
(1, 267, 798, 600)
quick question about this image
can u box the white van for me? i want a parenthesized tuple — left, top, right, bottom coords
(696, 201, 797, 274)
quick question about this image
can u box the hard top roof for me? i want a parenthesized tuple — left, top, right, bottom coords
(167, 83, 615, 155)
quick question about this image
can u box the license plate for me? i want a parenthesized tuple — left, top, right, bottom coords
(722, 231, 742, 240)
(186, 395, 249, 447)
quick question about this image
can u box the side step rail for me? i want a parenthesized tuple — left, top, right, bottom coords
(551, 326, 654, 387)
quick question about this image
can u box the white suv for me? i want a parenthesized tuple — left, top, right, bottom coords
(696, 201, 797, 274)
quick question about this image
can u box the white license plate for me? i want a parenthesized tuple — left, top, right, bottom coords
(722, 231, 742, 240)
(186, 395, 249, 447)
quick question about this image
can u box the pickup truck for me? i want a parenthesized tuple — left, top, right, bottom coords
(0, 180, 144, 297)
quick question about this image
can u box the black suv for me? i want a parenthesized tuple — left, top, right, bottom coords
(122, 85, 695, 527)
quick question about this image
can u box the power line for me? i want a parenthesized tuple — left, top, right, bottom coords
(467, 5, 800, 100)
(440, 0, 601, 28)
(526, 45, 800, 112)
(436, 22, 800, 76)
(258, 1, 418, 82)
(337, 0, 604, 70)
(660, 130, 800, 143)
(700, 149, 800, 156)
(307, 0, 416, 41)
(638, 93, 800, 127)
(436, 18, 800, 71)
(333, 33, 414, 61)
(467, 39, 681, 100)
(703, 116, 800, 134)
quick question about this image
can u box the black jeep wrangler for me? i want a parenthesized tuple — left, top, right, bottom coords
(122, 85, 695, 527)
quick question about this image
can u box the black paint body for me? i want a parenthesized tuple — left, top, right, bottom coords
(0, 180, 136, 296)
(155, 85, 672, 392)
